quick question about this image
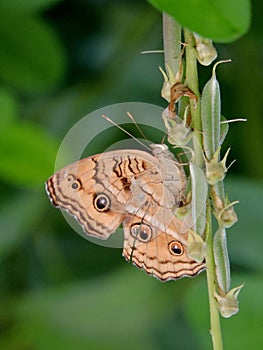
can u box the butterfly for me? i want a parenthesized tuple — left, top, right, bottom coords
(46, 143, 205, 281)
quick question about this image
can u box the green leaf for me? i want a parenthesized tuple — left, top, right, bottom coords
(0, 14, 66, 93)
(0, 0, 62, 13)
(148, 0, 251, 42)
(0, 122, 59, 186)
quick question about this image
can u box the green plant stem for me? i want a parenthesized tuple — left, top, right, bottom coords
(205, 206, 224, 350)
(184, 28, 224, 349)
(162, 17, 224, 349)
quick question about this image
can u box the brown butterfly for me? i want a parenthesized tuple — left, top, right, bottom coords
(45, 144, 205, 281)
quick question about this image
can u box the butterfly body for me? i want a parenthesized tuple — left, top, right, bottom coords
(46, 144, 205, 281)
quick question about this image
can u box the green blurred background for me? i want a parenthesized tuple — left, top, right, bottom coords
(0, 0, 262, 349)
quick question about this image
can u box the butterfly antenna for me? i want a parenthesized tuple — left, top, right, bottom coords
(126, 111, 148, 141)
(127, 111, 167, 145)
(102, 114, 151, 151)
